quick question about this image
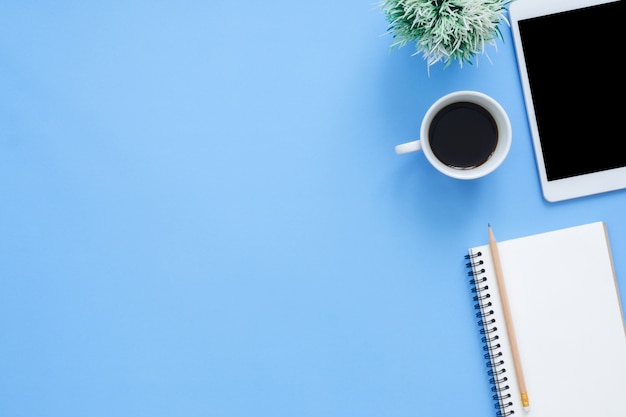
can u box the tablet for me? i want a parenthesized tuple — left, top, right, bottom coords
(510, 0, 625, 202)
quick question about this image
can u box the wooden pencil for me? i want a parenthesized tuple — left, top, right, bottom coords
(488, 225, 530, 411)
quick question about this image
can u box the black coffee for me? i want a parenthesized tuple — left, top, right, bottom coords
(428, 102, 498, 169)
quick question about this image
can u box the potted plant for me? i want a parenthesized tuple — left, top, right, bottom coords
(381, 0, 511, 68)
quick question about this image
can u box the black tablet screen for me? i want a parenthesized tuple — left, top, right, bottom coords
(517, 1, 624, 181)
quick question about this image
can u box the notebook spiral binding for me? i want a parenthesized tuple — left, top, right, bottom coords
(465, 250, 515, 417)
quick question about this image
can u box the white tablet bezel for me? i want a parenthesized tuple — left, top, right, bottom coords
(509, 0, 626, 202)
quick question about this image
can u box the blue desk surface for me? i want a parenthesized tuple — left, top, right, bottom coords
(1, 3, 624, 416)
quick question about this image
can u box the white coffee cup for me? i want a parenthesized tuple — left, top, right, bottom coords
(395, 91, 511, 180)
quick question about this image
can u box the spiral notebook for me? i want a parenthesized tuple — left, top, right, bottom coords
(465, 222, 626, 417)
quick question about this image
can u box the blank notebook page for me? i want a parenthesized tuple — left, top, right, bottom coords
(470, 222, 626, 416)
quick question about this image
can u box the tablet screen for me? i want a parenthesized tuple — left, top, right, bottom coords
(517, 1, 624, 181)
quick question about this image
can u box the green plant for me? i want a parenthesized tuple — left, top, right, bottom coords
(381, 0, 510, 68)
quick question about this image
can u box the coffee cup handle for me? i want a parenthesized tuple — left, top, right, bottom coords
(395, 140, 422, 155)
